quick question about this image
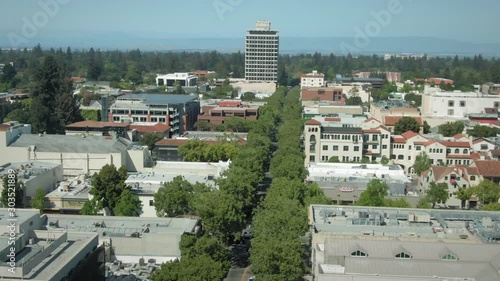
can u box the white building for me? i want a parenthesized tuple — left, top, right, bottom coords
(156, 73, 197, 87)
(422, 89, 500, 118)
(245, 20, 279, 82)
(0, 161, 63, 207)
(45, 174, 92, 213)
(304, 117, 392, 166)
(127, 161, 230, 217)
(301, 70, 325, 89)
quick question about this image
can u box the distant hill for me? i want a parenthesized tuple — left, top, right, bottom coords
(1, 32, 499, 57)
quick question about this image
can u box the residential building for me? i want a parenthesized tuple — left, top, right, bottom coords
(422, 91, 500, 118)
(129, 123, 171, 141)
(109, 94, 200, 136)
(301, 87, 345, 103)
(0, 161, 63, 207)
(420, 165, 481, 208)
(383, 115, 424, 133)
(198, 100, 260, 125)
(304, 117, 392, 166)
(0, 209, 104, 281)
(472, 138, 496, 152)
(306, 163, 409, 204)
(300, 70, 325, 89)
(156, 73, 197, 87)
(0, 122, 152, 177)
(303, 103, 363, 120)
(482, 82, 500, 95)
(245, 20, 279, 82)
(353, 71, 401, 83)
(470, 160, 500, 184)
(310, 205, 500, 281)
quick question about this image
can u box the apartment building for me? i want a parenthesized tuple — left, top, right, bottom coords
(422, 90, 500, 118)
(420, 165, 481, 208)
(304, 116, 391, 166)
(245, 20, 279, 82)
(109, 94, 200, 136)
(300, 70, 325, 89)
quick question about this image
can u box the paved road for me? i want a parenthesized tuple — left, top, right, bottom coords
(225, 267, 252, 281)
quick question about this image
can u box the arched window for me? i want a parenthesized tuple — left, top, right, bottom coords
(395, 252, 412, 259)
(351, 250, 367, 257)
(463, 149, 468, 154)
(455, 149, 460, 154)
(310, 135, 316, 143)
(441, 254, 458, 261)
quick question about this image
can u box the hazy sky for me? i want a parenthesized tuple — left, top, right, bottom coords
(1, 0, 499, 43)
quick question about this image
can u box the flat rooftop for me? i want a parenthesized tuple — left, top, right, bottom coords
(116, 94, 198, 105)
(310, 205, 500, 243)
(46, 175, 91, 200)
(9, 134, 132, 153)
(126, 173, 216, 193)
(0, 162, 61, 182)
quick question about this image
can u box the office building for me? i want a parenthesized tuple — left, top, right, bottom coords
(421, 90, 500, 119)
(156, 73, 197, 87)
(198, 100, 260, 126)
(109, 94, 200, 136)
(245, 20, 279, 82)
(301, 70, 325, 89)
(310, 205, 500, 281)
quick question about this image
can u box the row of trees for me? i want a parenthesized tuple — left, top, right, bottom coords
(1, 45, 499, 93)
(249, 87, 331, 280)
(178, 139, 240, 162)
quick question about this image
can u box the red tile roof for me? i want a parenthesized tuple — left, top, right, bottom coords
(66, 121, 130, 129)
(383, 116, 423, 126)
(423, 140, 439, 146)
(490, 149, 500, 157)
(401, 131, 420, 140)
(363, 129, 381, 134)
(325, 117, 341, 122)
(446, 154, 472, 159)
(130, 123, 170, 133)
(440, 141, 471, 148)
(305, 119, 321, 125)
(392, 137, 406, 143)
(474, 160, 500, 178)
(454, 133, 467, 140)
(472, 138, 486, 145)
(0, 124, 10, 131)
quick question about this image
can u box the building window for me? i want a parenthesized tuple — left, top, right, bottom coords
(382, 145, 387, 149)
(113, 116, 120, 121)
(372, 135, 378, 141)
(408, 156, 411, 160)
(445, 176, 448, 180)
(321, 156, 329, 162)
(459, 101, 466, 107)
(395, 252, 412, 259)
(149, 200, 154, 206)
(159, 118, 166, 123)
(333, 146, 339, 151)
(351, 250, 367, 257)
(354, 146, 360, 152)
(480, 144, 488, 150)
(151, 117, 158, 122)
(343, 146, 349, 151)
(372, 145, 378, 150)
(398, 155, 404, 160)
(495, 102, 500, 108)
(455, 149, 460, 154)
(448, 101, 455, 107)
(140, 117, 147, 122)
(322, 145, 328, 151)
(470, 176, 476, 181)
(448, 109, 454, 116)
(441, 254, 458, 261)
(416, 146, 421, 151)
(310, 156, 315, 162)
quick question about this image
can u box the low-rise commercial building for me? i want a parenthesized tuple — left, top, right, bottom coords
(422, 90, 500, 119)
(0, 209, 104, 281)
(45, 175, 91, 214)
(301, 87, 345, 103)
(302, 101, 363, 119)
(306, 163, 409, 204)
(0, 161, 63, 207)
(156, 73, 197, 87)
(198, 100, 260, 125)
(310, 205, 500, 281)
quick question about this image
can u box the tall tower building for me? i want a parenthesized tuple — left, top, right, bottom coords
(245, 20, 279, 82)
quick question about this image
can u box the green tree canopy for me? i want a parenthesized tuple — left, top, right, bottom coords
(467, 125, 500, 138)
(454, 188, 474, 209)
(414, 152, 431, 176)
(356, 179, 388, 207)
(154, 176, 210, 217)
(139, 132, 163, 152)
(426, 182, 449, 208)
(114, 189, 142, 216)
(31, 188, 46, 213)
(438, 121, 465, 137)
(394, 117, 420, 135)
(88, 164, 128, 211)
(471, 180, 500, 206)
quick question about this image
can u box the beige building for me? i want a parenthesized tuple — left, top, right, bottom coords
(0, 122, 152, 178)
(300, 70, 325, 89)
(422, 89, 500, 118)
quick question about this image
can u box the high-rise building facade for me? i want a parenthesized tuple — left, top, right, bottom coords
(245, 20, 279, 82)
